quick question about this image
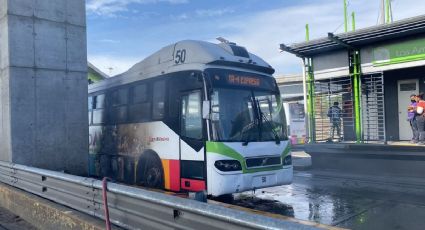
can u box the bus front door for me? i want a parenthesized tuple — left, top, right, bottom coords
(179, 90, 206, 192)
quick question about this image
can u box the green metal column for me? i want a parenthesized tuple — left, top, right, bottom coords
(352, 50, 362, 143)
(385, 0, 391, 24)
(305, 24, 310, 42)
(343, 0, 348, 32)
(305, 57, 316, 142)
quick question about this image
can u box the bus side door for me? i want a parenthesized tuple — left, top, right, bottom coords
(179, 90, 206, 192)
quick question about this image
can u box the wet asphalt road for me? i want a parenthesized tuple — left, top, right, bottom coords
(234, 169, 425, 230)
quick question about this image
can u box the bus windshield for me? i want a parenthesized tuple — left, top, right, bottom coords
(207, 69, 287, 142)
(210, 88, 286, 142)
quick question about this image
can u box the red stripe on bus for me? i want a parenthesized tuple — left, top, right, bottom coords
(180, 179, 206, 192)
(169, 160, 180, 191)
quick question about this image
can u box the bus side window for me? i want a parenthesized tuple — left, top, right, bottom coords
(129, 83, 151, 122)
(93, 94, 106, 125)
(152, 80, 166, 119)
(111, 88, 128, 124)
(181, 91, 202, 139)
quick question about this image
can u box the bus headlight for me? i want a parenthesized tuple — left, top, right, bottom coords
(214, 160, 242, 172)
(283, 155, 292, 166)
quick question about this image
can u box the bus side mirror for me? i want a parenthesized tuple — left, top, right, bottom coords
(202, 100, 210, 119)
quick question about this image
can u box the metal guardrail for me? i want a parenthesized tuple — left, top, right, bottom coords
(0, 161, 320, 230)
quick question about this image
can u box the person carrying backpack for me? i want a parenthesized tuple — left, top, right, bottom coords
(327, 101, 342, 142)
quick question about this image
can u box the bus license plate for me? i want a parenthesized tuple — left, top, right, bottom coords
(252, 175, 276, 187)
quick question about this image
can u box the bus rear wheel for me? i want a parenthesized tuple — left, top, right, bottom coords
(138, 153, 164, 189)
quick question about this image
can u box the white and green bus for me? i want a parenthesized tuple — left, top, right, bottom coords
(88, 40, 292, 196)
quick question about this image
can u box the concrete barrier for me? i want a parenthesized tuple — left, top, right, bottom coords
(0, 0, 88, 175)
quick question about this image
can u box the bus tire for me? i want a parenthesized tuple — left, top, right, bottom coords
(137, 151, 164, 189)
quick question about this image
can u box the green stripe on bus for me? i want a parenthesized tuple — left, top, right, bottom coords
(281, 144, 291, 157)
(206, 141, 290, 174)
(206, 141, 247, 172)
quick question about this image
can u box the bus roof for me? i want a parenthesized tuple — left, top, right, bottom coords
(89, 40, 275, 93)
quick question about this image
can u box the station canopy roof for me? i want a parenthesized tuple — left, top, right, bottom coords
(281, 14, 425, 57)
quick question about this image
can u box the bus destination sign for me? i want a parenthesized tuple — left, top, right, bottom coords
(227, 74, 261, 87)
(207, 69, 276, 91)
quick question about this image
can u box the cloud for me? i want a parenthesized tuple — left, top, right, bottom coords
(166, 0, 188, 4)
(86, 0, 188, 17)
(86, 0, 425, 76)
(172, 13, 188, 20)
(218, 0, 425, 75)
(171, 8, 234, 21)
(88, 55, 145, 76)
(98, 39, 121, 43)
(195, 8, 234, 18)
(220, 2, 342, 75)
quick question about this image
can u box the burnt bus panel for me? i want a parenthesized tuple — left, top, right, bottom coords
(152, 80, 166, 120)
(100, 154, 112, 177)
(123, 156, 136, 184)
(129, 102, 152, 122)
(129, 82, 151, 123)
(90, 122, 184, 181)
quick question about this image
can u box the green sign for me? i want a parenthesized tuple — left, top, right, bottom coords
(373, 37, 425, 66)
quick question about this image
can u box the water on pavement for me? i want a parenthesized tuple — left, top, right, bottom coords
(232, 170, 425, 230)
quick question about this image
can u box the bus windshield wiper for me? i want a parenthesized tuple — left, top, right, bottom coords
(241, 94, 261, 146)
(256, 99, 281, 145)
(240, 120, 256, 146)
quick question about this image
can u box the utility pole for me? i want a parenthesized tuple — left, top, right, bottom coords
(344, 0, 348, 32)
(352, 12, 356, 31)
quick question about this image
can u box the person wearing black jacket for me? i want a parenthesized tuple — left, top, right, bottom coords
(327, 102, 342, 142)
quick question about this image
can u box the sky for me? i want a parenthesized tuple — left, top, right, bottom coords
(86, 0, 425, 76)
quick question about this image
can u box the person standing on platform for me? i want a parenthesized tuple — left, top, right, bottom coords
(408, 94, 419, 143)
(327, 101, 342, 142)
(415, 93, 425, 145)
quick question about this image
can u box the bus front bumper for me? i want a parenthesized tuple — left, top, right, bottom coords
(207, 166, 293, 196)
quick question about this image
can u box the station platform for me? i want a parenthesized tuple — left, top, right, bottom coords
(291, 149, 312, 169)
(304, 142, 425, 178)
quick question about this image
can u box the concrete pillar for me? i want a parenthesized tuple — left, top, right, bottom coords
(0, 0, 88, 175)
